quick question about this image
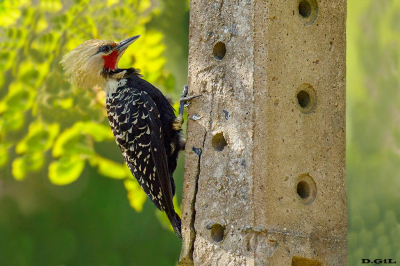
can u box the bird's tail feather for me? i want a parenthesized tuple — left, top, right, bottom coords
(167, 210, 182, 239)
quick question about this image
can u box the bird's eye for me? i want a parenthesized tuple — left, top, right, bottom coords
(99, 45, 111, 53)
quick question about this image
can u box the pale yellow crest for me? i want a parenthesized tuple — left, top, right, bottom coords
(60, 39, 115, 89)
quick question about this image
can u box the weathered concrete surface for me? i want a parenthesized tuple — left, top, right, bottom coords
(180, 0, 346, 265)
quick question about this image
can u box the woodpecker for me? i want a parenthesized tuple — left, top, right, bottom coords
(61, 35, 197, 239)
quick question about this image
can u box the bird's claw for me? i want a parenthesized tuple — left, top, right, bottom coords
(180, 95, 201, 103)
(181, 84, 189, 98)
(179, 85, 201, 116)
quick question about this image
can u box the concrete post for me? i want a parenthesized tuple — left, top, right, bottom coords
(180, 0, 346, 265)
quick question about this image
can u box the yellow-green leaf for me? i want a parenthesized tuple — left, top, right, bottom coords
(0, 81, 35, 113)
(59, 98, 73, 109)
(52, 123, 93, 157)
(92, 155, 127, 179)
(82, 122, 113, 142)
(1, 111, 24, 131)
(0, 144, 8, 167)
(48, 155, 85, 185)
(16, 121, 59, 154)
(12, 157, 26, 181)
(11, 153, 45, 181)
(124, 179, 147, 212)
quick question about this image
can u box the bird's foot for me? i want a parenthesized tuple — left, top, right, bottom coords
(174, 85, 201, 131)
(178, 85, 201, 117)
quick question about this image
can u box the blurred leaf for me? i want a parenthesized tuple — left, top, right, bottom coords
(39, 0, 63, 12)
(124, 179, 147, 212)
(12, 153, 45, 180)
(0, 144, 8, 167)
(81, 122, 114, 142)
(12, 164, 24, 180)
(52, 123, 94, 158)
(91, 155, 127, 179)
(1, 111, 24, 132)
(107, 0, 119, 7)
(138, 0, 151, 13)
(0, 81, 35, 113)
(59, 98, 74, 109)
(0, 4, 21, 27)
(16, 121, 59, 154)
(49, 155, 85, 185)
(35, 16, 48, 33)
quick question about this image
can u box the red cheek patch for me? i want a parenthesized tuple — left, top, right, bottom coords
(102, 50, 119, 70)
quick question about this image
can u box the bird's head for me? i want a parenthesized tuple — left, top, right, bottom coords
(60, 35, 140, 89)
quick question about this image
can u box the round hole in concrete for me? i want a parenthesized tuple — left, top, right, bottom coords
(213, 41, 226, 60)
(292, 256, 322, 266)
(297, 0, 318, 25)
(297, 181, 310, 199)
(296, 174, 317, 205)
(212, 132, 227, 151)
(298, 0, 311, 17)
(295, 83, 317, 114)
(297, 90, 310, 108)
(210, 224, 225, 242)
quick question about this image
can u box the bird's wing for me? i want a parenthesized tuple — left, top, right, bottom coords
(107, 88, 175, 213)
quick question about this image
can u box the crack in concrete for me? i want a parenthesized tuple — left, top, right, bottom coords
(188, 131, 206, 261)
(188, 80, 217, 262)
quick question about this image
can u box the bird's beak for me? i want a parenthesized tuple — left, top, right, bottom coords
(115, 35, 141, 53)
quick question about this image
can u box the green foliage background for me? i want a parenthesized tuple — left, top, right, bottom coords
(0, 0, 399, 265)
(0, 0, 188, 265)
(347, 0, 400, 263)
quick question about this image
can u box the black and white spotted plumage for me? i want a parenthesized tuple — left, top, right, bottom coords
(105, 71, 183, 239)
(60, 36, 189, 240)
